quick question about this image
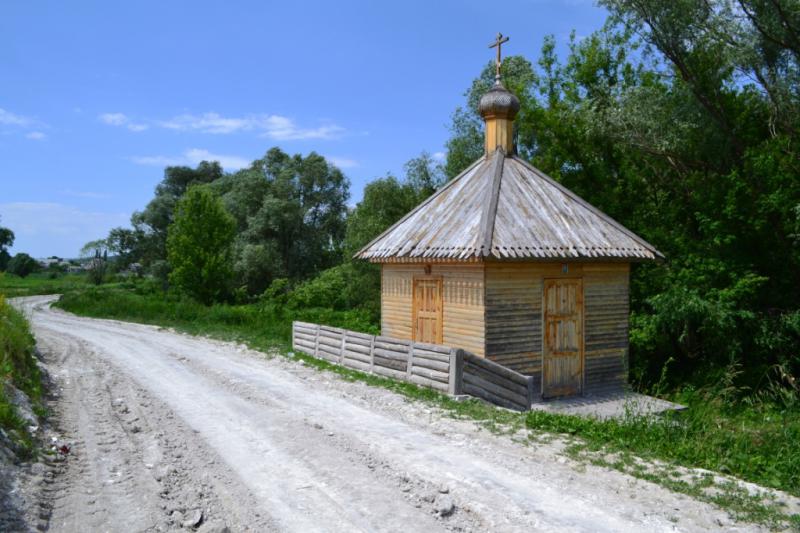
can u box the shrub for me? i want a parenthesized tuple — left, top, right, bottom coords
(167, 187, 236, 304)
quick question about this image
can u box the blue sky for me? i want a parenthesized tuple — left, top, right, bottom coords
(1, 0, 607, 258)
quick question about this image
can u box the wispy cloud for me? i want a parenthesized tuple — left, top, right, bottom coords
(327, 156, 359, 169)
(99, 110, 343, 140)
(432, 151, 446, 162)
(98, 112, 149, 132)
(61, 189, 112, 199)
(159, 112, 344, 140)
(0, 108, 48, 138)
(0, 108, 34, 127)
(129, 148, 251, 170)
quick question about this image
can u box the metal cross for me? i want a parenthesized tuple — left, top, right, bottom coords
(488, 33, 509, 79)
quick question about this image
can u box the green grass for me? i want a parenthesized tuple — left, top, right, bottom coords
(55, 285, 800, 529)
(0, 272, 92, 297)
(0, 294, 43, 459)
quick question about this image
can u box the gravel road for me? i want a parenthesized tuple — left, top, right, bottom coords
(10, 295, 764, 532)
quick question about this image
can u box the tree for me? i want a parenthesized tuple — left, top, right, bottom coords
(81, 239, 110, 285)
(106, 227, 142, 272)
(7, 253, 38, 278)
(167, 186, 236, 304)
(132, 161, 224, 269)
(403, 152, 445, 198)
(214, 147, 350, 295)
(0, 218, 14, 271)
(442, 7, 800, 393)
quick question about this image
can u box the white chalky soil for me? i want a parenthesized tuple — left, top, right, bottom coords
(8, 295, 766, 532)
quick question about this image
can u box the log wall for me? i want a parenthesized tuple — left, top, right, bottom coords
(484, 262, 630, 398)
(583, 263, 630, 394)
(381, 263, 485, 356)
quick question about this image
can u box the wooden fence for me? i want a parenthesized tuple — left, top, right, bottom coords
(462, 353, 534, 411)
(292, 321, 534, 411)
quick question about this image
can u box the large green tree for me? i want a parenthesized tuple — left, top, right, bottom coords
(7, 253, 38, 278)
(212, 147, 350, 295)
(444, 2, 800, 391)
(132, 161, 224, 268)
(166, 186, 236, 304)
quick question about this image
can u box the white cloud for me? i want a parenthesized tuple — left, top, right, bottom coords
(129, 148, 251, 170)
(0, 202, 129, 258)
(98, 112, 148, 132)
(0, 108, 47, 138)
(432, 151, 446, 161)
(327, 156, 359, 169)
(99, 112, 128, 126)
(0, 108, 34, 127)
(158, 112, 344, 140)
(99, 110, 344, 140)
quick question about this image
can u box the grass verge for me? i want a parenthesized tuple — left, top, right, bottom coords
(55, 286, 799, 529)
(0, 294, 43, 459)
(0, 272, 93, 298)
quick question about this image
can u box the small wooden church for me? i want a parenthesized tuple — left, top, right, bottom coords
(356, 35, 662, 399)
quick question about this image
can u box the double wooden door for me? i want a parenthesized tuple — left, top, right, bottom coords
(542, 278, 584, 398)
(413, 277, 443, 344)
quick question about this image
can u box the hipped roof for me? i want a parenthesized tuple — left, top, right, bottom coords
(355, 149, 663, 262)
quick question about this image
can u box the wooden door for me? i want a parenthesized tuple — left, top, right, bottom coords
(412, 277, 443, 344)
(542, 278, 583, 398)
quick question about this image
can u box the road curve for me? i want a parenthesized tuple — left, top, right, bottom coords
(13, 295, 758, 532)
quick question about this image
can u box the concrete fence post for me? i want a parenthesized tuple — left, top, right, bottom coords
(368, 335, 375, 373)
(291, 321, 296, 352)
(313, 324, 320, 358)
(339, 331, 346, 365)
(406, 342, 414, 379)
(526, 376, 535, 409)
(448, 348, 464, 395)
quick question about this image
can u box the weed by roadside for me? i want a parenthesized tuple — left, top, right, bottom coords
(0, 294, 43, 459)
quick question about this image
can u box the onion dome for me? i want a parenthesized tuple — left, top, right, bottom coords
(479, 80, 520, 120)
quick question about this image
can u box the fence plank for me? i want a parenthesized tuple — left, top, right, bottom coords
(373, 348, 407, 361)
(463, 363, 528, 397)
(410, 366, 448, 384)
(462, 383, 527, 411)
(373, 355, 406, 372)
(409, 374, 449, 392)
(342, 359, 371, 372)
(344, 343, 371, 355)
(342, 350, 371, 364)
(411, 356, 449, 373)
(465, 354, 529, 386)
(463, 372, 528, 407)
(372, 365, 406, 380)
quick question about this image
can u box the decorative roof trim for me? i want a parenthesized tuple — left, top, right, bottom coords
(479, 148, 505, 256)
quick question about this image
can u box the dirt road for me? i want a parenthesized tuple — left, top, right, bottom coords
(12, 295, 762, 532)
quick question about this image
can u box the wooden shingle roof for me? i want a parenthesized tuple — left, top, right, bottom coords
(355, 149, 663, 262)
